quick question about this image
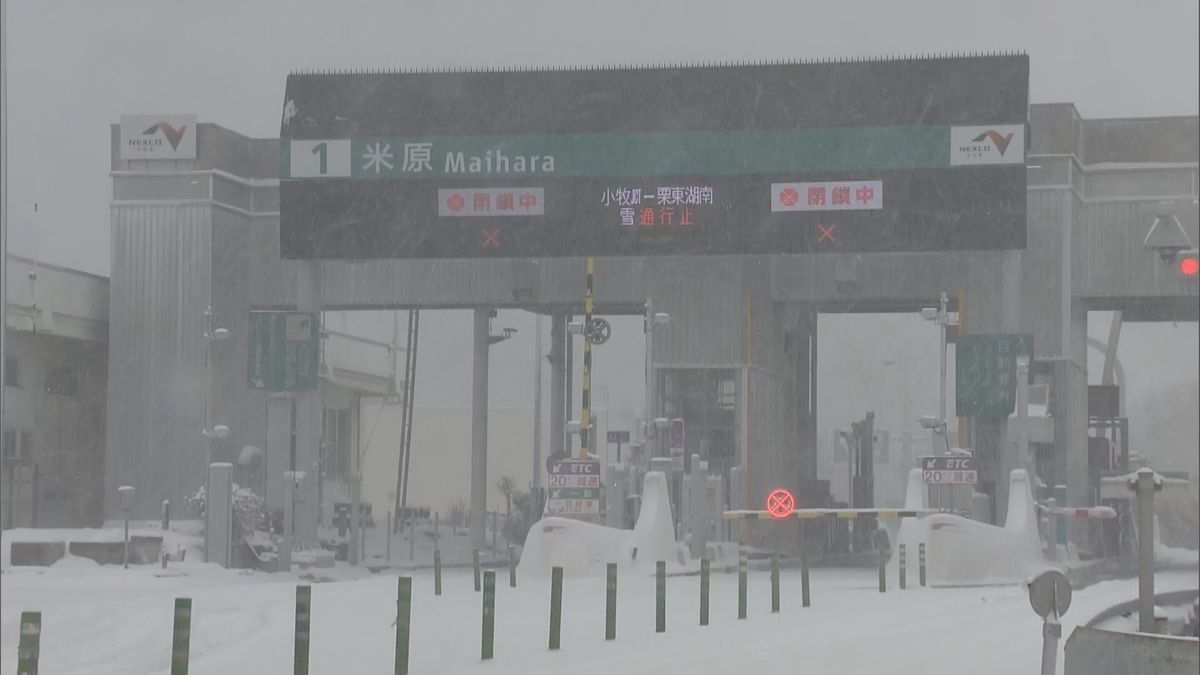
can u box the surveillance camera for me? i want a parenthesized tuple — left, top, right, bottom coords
(918, 416, 940, 430)
(503, 327, 518, 338)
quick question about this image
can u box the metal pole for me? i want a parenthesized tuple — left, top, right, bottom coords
(605, 562, 617, 640)
(470, 308, 489, 548)
(393, 311, 415, 532)
(549, 315, 565, 464)
(938, 292, 948, 432)
(644, 299, 653, 451)
(1136, 469, 1156, 633)
(1040, 610, 1061, 675)
(473, 546, 481, 592)
(549, 566, 563, 650)
(656, 560, 666, 632)
(481, 571, 496, 660)
(349, 473, 361, 566)
(737, 547, 747, 620)
(399, 311, 420, 524)
(279, 474, 294, 572)
(1, 0, 9, 476)
(1046, 498, 1059, 562)
(1017, 357, 1031, 477)
(171, 598, 192, 675)
(395, 577, 412, 675)
(771, 555, 780, 612)
(204, 307, 214, 469)
(533, 314, 543, 495)
(294, 585, 311, 675)
(580, 258, 594, 460)
(123, 510, 130, 569)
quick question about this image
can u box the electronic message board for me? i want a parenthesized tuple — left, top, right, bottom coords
(279, 55, 1028, 259)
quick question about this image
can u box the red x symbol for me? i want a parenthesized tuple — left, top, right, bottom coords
(817, 223, 838, 243)
(766, 488, 795, 519)
(480, 228, 500, 249)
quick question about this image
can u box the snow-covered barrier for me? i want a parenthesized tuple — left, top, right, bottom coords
(2, 528, 164, 568)
(893, 468, 1048, 586)
(519, 471, 683, 579)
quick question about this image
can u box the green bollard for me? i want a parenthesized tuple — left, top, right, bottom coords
(549, 566, 563, 650)
(171, 598, 192, 675)
(473, 547, 481, 592)
(481, 571, 495, 660)
(295, 586, 311, 675)
(509, 545, 517, 588)
(800, 545, 811, 608)
(878, 546, 887, 593)
(771, 555, 781, 613)
(656, 560, 666, 633)
(605, 563, 617, 641)
(699, 558, 710, 626)
(395, 577, 412, 675)
(434, 549, 443, 596)
(17, 611, 41, 675)
(919, 542, 927, 587)
(899, 544, 907, 590)
(737, 549, 747, 620)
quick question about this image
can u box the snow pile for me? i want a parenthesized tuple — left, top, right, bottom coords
(893, 469, 1049, 585)
(49, 554, 101, 569)
(519, 471, 682, 579)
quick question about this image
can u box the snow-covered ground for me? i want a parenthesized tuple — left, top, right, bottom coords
(2, 559, 1196, 675)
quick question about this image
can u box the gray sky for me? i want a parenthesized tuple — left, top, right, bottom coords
(5, 0, 1198, 273)
(3, 0, 1196, 469)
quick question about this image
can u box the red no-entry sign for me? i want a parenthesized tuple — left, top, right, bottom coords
(766, 488, 795, 519)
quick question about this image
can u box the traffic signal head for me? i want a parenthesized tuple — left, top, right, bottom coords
(1177, 249, 1199, 278)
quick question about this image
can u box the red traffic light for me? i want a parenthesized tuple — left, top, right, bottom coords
(1179, 254, 1199, 277)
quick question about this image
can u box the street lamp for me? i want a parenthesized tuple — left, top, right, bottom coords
(203, 307, 230, 468)
(643, 300, 671, 447)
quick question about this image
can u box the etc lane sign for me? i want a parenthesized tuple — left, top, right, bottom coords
(921, 456, 977, 485)
(547, 459, 601, 515)
(279, 56, 1028, 260)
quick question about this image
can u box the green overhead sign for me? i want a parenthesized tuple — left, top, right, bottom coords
(247, 311, 320, 391)
(281, 125, 960, 180)
(956, 334, 1034, 418)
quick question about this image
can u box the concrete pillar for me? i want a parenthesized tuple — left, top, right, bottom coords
(205, 463, 234, 567)
(1134, 469, 1157, 633)
(279, 472, 294, 572)
(688, 455, 708, 560)
(470, 308, 490, 548)
(293, 261, 322, 547)
(1063, 303, 1090, 514)
(961, 250, 1022, 524)
(348, 473, 361, 566)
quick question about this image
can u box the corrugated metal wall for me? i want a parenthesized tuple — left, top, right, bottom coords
(106, 203, 211, 518)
